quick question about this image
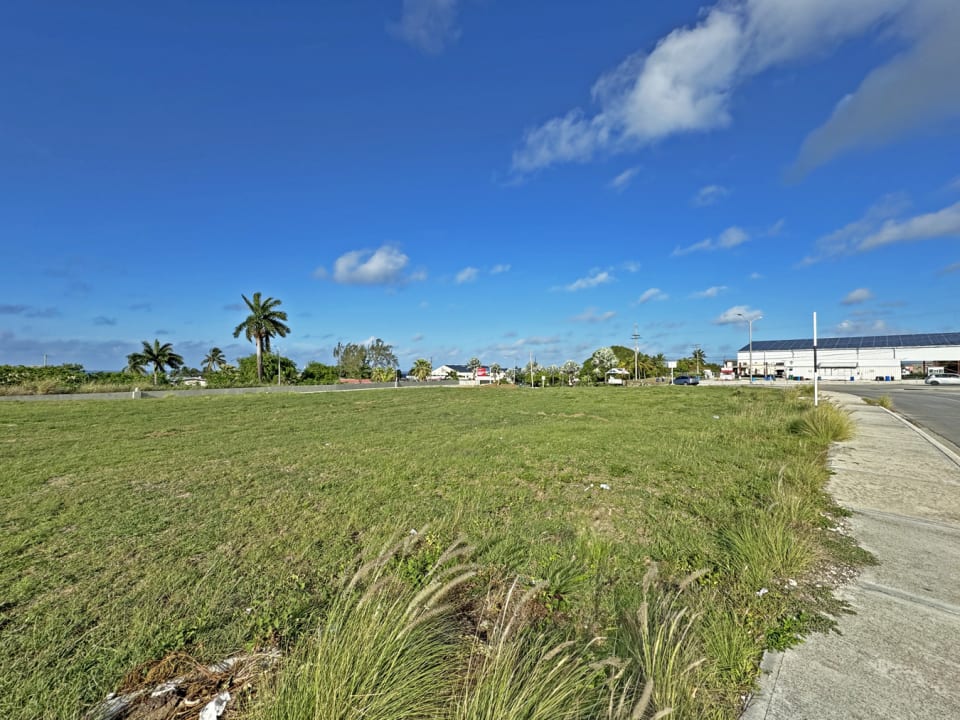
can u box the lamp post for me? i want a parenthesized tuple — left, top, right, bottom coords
(737, 314, 762, 382)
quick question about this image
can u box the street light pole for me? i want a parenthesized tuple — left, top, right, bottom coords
(632, 324, 641, 381)
(737, 314, 762, 382)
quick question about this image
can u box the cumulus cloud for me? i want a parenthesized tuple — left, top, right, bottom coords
(572, 307, 616, 323)
(804, 195, 960, 263)
(715, 305, 762, 325)
(390, 0, 461, 54)
(621, 260, 642, 272)
(511, 0, 950, 176)
(673, 226, 749, 255)
(842, 288, 874, 305)
(692, 184, 729, 206)
(637, 287, 668, 303)
(693, 285, 728, 299)
(563, 270, 613, 291)
(490, 264, 511, 274)
(316, 245, 421, 285)
(455, 266, 479, 284)
(609, 166, 641, 191)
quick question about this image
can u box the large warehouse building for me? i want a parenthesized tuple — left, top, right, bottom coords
(736, 332, 960, 381)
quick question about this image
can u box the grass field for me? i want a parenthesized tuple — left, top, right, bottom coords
(0, 385, 867, 719)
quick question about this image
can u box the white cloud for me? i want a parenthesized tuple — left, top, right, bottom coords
(791, 1, 960, 177)
(692, 184, 729, 206)
(564, 270, 613, 291)
(637, 287, 668, 304)
(455, 266, 479, 284)
(572, 307, 616, 323)
(490, 264, 511, 274)
(512, 0, 919, 175)
(693, 285, 728, 299)
(672, 239, 713, 256)
(390, 0, 461, 54)
(804, 196, 960, 263)
(715, 305, 762, 325)
(609, 166, 641, 191)
(801, 193, 911, 264)
(749, 271, 764, 280)
(621, 260, 642, 273)
(765, 218, 786, 236)
(842, 288, 874, 305)
(859, 200, 960, 250)
(316, 245, 419, 285)
(835, 318, 889, 336)
(941, 261, 960, 274)
(674, 226, 749, 255)
(718, 226, 749, 248)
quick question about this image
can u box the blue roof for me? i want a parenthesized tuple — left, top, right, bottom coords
(739, 332, 960, 353)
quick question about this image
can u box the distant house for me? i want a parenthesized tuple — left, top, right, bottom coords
(429, 364, 497, 384)
(605, 368, 630, 385)
(429, 364, 472, 381)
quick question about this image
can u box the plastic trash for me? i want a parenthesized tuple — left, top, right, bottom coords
(200, 692, 231, 720)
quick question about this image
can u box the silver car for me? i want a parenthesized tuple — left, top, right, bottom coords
(925, 372, 960, 385)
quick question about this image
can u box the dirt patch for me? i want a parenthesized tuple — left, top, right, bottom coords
(83, 650, 279, 720)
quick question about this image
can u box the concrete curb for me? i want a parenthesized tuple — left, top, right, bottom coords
(740, 392, 960, 719)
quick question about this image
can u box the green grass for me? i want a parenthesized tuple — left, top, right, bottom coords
(863, 395, 893, 409)
(0, 386, 866, 719)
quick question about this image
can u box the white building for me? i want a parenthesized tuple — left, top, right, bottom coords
(736, 332, 960, 381)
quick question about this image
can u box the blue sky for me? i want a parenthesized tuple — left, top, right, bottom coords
(2, 0, 959, 372)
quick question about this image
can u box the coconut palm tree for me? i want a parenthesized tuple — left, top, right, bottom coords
(138, 339, 184, 385)
(411, 358, 432, 382)
(202, 347, 227, 373)
(125, 352, 148, 376)
(232, 292, 290, 381)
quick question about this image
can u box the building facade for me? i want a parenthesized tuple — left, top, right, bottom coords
(735, 332, 960, 381)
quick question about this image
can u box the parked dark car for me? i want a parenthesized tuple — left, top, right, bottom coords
(672, 375, 700, 385)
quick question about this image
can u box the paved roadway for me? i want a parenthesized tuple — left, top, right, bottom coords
(828, 382, 960, 454)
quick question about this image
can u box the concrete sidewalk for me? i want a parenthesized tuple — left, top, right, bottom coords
(742, 391, 960, 719)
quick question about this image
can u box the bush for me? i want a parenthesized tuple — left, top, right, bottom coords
(790, 403, 855, 444)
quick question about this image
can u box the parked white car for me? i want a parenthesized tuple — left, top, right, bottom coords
(925, 372, 960, 385)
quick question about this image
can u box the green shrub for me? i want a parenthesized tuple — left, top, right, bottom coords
(790, 403, 854, 444)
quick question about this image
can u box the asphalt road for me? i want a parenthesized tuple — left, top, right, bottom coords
(830, 382, 960, 454)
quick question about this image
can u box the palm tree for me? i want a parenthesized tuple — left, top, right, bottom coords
(232, 292, 290, 381)
(411, 358, 432, 382)
(125, 352, 148, 376)
(490, 362, 502, 384)
(139, 339, 184, 385)
(202, 347, 227, 373)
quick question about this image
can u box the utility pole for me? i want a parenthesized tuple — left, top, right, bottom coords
(632, 324, 641, 381)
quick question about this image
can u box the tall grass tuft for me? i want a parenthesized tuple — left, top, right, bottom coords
(250, 535, 477, 720)
(721, 513, 814, 592)
(450, 577, 597, 720)
(790, 402, 855, 444)
(863, 395, 892, 410)
(613, 565, 706, 718)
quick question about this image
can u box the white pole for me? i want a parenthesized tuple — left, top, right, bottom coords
(813, 312, 819, 407)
